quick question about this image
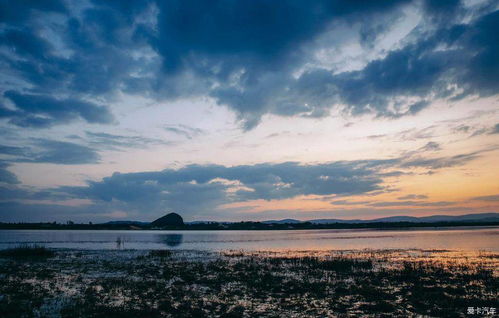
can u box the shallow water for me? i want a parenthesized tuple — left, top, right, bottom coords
(0, 226, 497, 251)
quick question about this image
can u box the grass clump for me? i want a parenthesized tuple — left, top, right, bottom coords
(148, 249, 172, 258)
(310, 257, 373, 272)
(0, 245, 55, 259)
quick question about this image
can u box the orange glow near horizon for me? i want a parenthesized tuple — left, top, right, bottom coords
(219, 149, 499, 221)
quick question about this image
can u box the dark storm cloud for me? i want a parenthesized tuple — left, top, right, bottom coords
(396, 126, 437, 141)
(56, 149, 482, 215)
(0, 0, 67, 25)
(0, 144, 28, 156)
(2, 91, 114, 128)
(459, 122, 499, 138)
(400, 151, 481, 169)
(0, 139, 99, 165)
(0, 185, 68, 201)
(2, 0, 496, 129)
(471, 194, 499, 202)
(152, 0, 411, 74)
(453, 125, 471, 133)
(0, 162, 19, 184)
(288, 5, 496, 117)
(446, 118, 499, 138)
(368, 200, 454, 207)
(57, 160, 389, 215)
(84, 131, 170, 150)
(0, 146, 487, 220)
(209, 4, 499, 127)
(397, 194, 428, 200)
(490, 124, 499, 134)
(330, 200, 371, 206)
(0, 133, 164, 165)
(21, 139, 100, 165)
(401, 141, 442, 158)
(164, 125, 204, 139)
(0, 0, 145, 128)
(0, 187, 32, 200)
(419, 142, 441, 152)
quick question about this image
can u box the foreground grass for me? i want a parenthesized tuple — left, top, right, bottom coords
(0, 245, 55, 259)
(0, 249, 497, 317)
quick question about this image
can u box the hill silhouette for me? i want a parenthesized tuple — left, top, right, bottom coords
(151, 212, 184, 227)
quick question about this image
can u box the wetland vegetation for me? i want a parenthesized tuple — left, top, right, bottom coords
(0, 247, 497, 317)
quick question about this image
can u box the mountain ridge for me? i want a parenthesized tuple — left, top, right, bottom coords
(106, 212, 499, 225)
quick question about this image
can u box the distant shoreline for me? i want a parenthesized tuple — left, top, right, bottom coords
(1, 221, 498, 231)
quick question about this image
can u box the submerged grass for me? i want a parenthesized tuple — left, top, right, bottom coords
(0, 249, 497, 317)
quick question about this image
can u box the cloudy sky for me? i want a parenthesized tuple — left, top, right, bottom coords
(0, 0, 498, 222)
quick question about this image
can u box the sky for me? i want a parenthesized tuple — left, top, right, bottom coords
(0, 0, 498, 223)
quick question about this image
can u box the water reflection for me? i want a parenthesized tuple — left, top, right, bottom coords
(0, 227, 497, 251)
(158, 234, 183, 247)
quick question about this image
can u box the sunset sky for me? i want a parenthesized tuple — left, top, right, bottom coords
(0, 0, 498, 222)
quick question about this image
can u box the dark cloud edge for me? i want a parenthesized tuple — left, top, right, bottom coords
(0, 147, 489, 220)
(0, 1, 498, 130)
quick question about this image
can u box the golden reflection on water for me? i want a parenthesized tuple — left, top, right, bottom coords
(215, 227, 499, 252)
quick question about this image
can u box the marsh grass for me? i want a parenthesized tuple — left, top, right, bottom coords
(0, 249, 497, 317)
(0, 245, 55, 259)
(148, 249, 173, 258)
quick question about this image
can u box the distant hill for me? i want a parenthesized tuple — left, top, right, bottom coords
(101, 212, 499, 226)
(2, 212, 498, 230)
(105, 221, 150, 225)
(151, 212, 184, 227)
(186, 221, 234, 225)
(306, 218, 359, 224)
(262, 213, 499, 224)
(414, 213, 499, 222)
(262, 219, 303, 224)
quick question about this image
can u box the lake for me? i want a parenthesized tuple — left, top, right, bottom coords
(0, 227, 497, 251)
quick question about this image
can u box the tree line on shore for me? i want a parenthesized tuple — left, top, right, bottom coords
(0, 220, 498, 230)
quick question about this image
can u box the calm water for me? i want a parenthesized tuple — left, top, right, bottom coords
(0, 227, 497, 251)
